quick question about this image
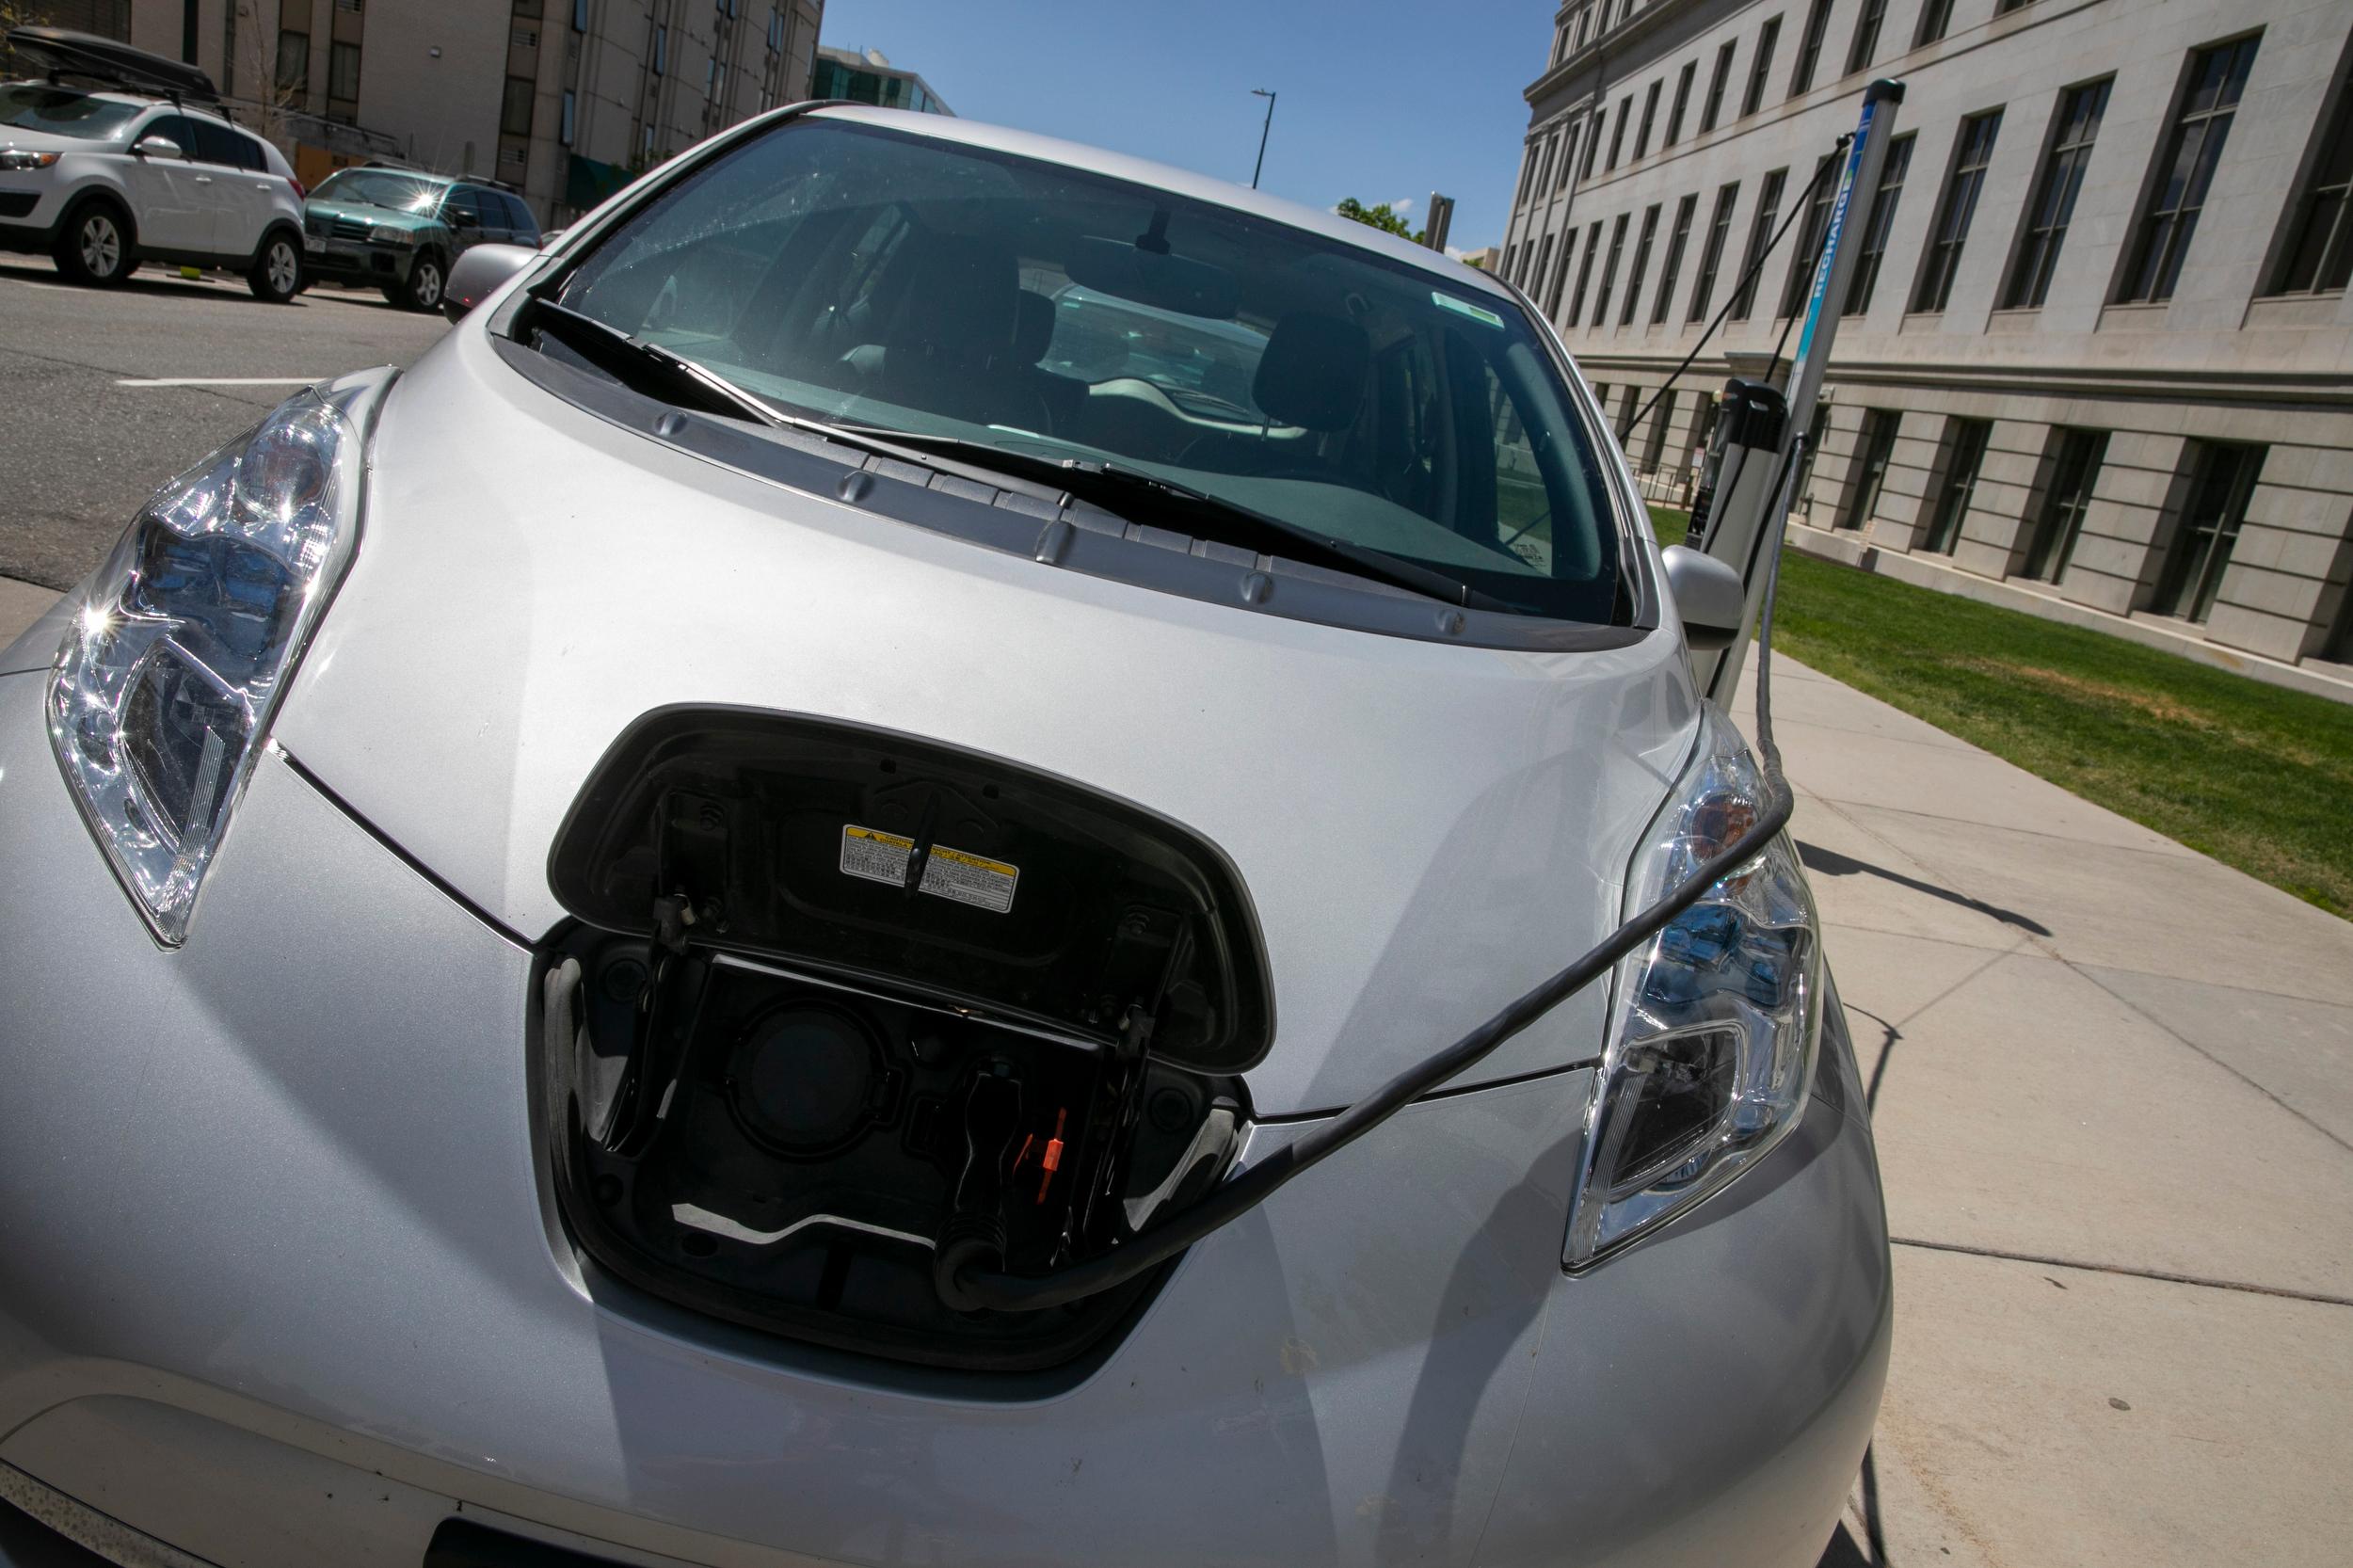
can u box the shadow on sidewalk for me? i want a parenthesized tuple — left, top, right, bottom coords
(1798, 840, 2052, 936)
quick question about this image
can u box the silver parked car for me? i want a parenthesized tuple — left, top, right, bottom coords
(0, 104, 1889, 1568)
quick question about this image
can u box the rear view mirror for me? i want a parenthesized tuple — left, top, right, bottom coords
(1067, 234, 1238, 320)
(131, 135, 181, 160)
(1661, 544, 1746, 652)
(441, 241, 538, 322)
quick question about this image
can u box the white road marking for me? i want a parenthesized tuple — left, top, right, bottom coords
(114, 376, 322, 387)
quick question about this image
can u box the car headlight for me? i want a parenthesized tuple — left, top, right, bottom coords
(48, 387, 367, 943)
(0, 148, 59, 169)
(1565, 706, 1822, 1268)
(370, 224, 416, 246)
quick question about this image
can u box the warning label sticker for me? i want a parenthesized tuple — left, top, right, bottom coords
(839, 824, 1020, 915)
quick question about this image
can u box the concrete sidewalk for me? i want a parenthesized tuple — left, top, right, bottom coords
(1735, 656, 2353, 1567)
(0, 579, 56, 653)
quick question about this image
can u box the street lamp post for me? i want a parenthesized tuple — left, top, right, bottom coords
(1250, 88, 1277, 189)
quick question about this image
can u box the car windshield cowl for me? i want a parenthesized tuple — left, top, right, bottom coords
(528, 115, 1626, 628)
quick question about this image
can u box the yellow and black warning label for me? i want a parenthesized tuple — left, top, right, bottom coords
(839, 824, 1020, 915)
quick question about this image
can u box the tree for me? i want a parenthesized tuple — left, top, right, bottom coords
(1335, 197, 1425, 246)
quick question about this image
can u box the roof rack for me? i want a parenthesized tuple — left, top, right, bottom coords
(6, 25, 218, 104)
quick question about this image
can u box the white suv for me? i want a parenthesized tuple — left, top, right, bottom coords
(0, 81, 307, 302)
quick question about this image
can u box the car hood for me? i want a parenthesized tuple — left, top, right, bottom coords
(274, 330, 1701, 1116)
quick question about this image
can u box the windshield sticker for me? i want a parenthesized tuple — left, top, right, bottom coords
(1433, 292, 1506, 329)
(840, 824, 1020, 914)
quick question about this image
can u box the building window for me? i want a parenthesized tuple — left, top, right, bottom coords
(1581, 109, 1604, 178)
(1844, 410, 1901, 530)
(1546, 231, 1576, 316)
(502, 74, 536, 137)
(1593, 214, 1629, 327)
(1568, 219, 1603, 327)
(574, 0, 588, 31)
(1536, 139, 1557, 198)
(1730, 167, 1787, 320)
(653, 23, 668, 73)
(1622, 202, 1661, 326)
(1702, 40, 1736, 134)
(328, 40, 360, 101)
(2153, 442, 2265, 622)
(1845, 134, 1913, 314)
(1655, 193, 1698, 325)
(1556, 124, 1579, 192)
(1914, 0, 1954, 47)
(2121, 36, 2260, 304)
(1742, 17, 1782, 118)
(1791, 0, 1831, 97)
(1914, 109, 2003, 312)
(1667, 60, 1695, 147)
(1994, 0, 2033, 13)
(276, 28, 308, 95)
(769, 6, 785, 52)
(1793, 404, 1831, 517)
(1689, 181, 1739, 321)
(1780, 152, 1837, 318)
(1847, 0, 1886, 75)
(2005, 78, 2111, 310)
(2267, 54, 2353, 295)
(1617, 385, 1639, 440)
(560, 87, 576, 145)
(1517, 143, 1542, 204)
(1635, 80, 1660, 160)
(1643, 391, 1676, 472)
(1532, 235, 1555, 301)
(1608, 94, 1630, 169)
(2021, 429, 2107, 582)
(1922, 419, 1992, 553)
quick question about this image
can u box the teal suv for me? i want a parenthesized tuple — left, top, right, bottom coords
(301, 166, 539, 312)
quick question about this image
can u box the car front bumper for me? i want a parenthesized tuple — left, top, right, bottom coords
(0, 664, 1891, 1568)
(300, 236, 408, 285)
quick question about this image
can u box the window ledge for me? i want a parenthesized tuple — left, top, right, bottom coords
(2244, 293, 2345, 329)
(1986, 307, 2041, 333)
(2096, 299, 2170, 331)
(1897, 310, 1945, 335)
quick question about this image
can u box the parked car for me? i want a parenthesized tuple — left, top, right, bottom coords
(0, 103, 1889, 1568)
(300, 165, 540, 311)
(0, 28, 305, 301)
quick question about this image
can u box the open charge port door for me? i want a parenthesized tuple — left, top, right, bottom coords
(536, 710, 1271, 1373)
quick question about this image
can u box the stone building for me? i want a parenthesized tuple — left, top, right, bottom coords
(1498, 0, 2353, 682)
(119, 0, 824, 226)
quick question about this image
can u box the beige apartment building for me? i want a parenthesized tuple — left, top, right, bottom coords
(1499, 0, 2353, 682)
(104, 0, 822, 225)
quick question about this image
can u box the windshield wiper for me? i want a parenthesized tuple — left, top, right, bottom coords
(831, 426, 1512, 612)
(519, 296, 802, 430)
(517, 306, 1506, 613)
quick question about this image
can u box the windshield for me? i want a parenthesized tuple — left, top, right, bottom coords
(0, 86, 141, 139)
(311, 168, 444, 214)
(555, 120, 1621, 622)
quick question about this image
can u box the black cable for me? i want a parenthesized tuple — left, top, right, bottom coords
(938, 475, 1803, 1313)
(1624, 136, 1849, 442)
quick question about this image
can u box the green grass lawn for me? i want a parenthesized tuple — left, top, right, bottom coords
(1648, 505, 2353, 919)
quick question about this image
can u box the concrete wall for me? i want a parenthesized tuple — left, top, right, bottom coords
(1505, 0, 2353, 672)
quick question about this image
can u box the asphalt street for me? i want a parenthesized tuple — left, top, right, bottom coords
(0, 256, 448, 591)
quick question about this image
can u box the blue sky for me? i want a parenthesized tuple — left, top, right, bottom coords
(816, 0, 1550, 252)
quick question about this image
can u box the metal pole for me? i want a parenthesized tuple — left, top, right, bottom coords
(1250, 88, 1276, 189)
(1779, 79, 1905, 456)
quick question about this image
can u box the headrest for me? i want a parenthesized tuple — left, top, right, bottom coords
(1252, 312, 1370, 432)
(893, 232, 1020, 366)
(1013, 288, 1055, 365)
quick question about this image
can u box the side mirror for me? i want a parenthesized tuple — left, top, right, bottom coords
(440, 241, 539, 322)
(1660, 544, 1746, 652)
(131, 135, 182, 160)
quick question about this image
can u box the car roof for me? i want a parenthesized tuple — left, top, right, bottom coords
(802, 104, 1516, 305)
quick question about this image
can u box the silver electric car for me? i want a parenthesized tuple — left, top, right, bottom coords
(0, 104, 1889, 1568)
